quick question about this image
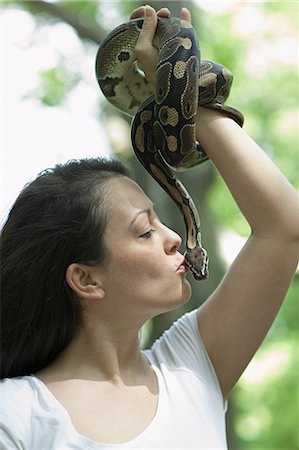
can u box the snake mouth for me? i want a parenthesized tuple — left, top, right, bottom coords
(185, 257, 209, 281)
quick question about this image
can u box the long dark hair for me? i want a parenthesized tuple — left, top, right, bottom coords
(0, 157, 129, 379)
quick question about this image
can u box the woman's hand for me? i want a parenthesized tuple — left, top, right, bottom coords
(130, 5, 192, 86)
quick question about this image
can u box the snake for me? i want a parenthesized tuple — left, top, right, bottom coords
(95, 17, 244, 281)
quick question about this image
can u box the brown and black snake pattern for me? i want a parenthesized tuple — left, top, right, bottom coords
(95, 17, 244, 281)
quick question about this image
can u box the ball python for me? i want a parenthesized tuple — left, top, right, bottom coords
(95, 17, 244, 281)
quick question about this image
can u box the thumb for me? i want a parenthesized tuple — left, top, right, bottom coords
(135, 5, 158, 86)
(138, 5, 157, 46)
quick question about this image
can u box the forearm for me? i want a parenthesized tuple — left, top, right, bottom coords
(196, 107, 299, 241)
(196, 107, 299, 396)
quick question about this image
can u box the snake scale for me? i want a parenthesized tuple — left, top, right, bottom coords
(95, 17, 244, 281)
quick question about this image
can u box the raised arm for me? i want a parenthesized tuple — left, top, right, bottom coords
(196, 108, 299, 398)
(131, 4, 299, 399)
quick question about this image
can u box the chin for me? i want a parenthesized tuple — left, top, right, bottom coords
(147, 278, 192, 316)
(167, 278, 192, 310)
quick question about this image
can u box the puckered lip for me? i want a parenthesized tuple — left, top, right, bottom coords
(176, 257, 188, 272)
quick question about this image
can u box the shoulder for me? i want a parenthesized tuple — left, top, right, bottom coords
(1, 375, 63, 448)
(1, 374, 35, 394)
(1, 376, 37, 414)
(150, 309, 200, 350)
(145, 309, 226, 410)
(1, 376, 80, 449)
(1, 376, 37, 447)
(147, 309, 216, 375)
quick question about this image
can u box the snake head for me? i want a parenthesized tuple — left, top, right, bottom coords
(185, 247, 209, 281)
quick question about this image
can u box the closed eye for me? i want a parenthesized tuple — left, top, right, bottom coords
(139, 229, 155, 239)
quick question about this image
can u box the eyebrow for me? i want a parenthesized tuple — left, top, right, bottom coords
(129, 203, 156, 229)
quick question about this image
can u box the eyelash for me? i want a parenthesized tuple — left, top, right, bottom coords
(140, 229, 155, 239)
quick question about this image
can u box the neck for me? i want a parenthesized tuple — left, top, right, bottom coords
(40, 309, 149, 385)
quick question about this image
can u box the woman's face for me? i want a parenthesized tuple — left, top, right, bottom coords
(101, 176, 192, 318)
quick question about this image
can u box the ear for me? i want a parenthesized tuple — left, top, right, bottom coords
(65, 263, 105, 300)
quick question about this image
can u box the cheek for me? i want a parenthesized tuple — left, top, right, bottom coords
(124, 256, 163, 283)
(112, 243, 164, 276)
(106, 249, 192, 309)
(107, 251, 156, 281)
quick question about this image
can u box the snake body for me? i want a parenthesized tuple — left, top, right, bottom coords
(95, 17, 244, 281)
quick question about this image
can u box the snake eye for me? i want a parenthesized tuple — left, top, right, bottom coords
(118, 51, 130, 62)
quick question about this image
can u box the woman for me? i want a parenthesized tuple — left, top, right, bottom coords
(1, 5, 298, 450)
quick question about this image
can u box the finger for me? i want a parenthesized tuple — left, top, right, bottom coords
(134, 5, 158, 86)
(180, 7, 192, 23)
(130, 6, 145, 20)
(137, 5, 157, 47)
(157, 7, 171, 18)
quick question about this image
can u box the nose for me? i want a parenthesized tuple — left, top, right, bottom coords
(163, 224, 182, 255)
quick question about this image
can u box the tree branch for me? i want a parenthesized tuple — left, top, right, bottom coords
(23, 0, 104, 44)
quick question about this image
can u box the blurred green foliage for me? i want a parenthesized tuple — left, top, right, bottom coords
(5, 0, 299, 448)
(197, 6, 299, 447)
(25, 65, 80, 106)
(232, 277, 299, 450)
